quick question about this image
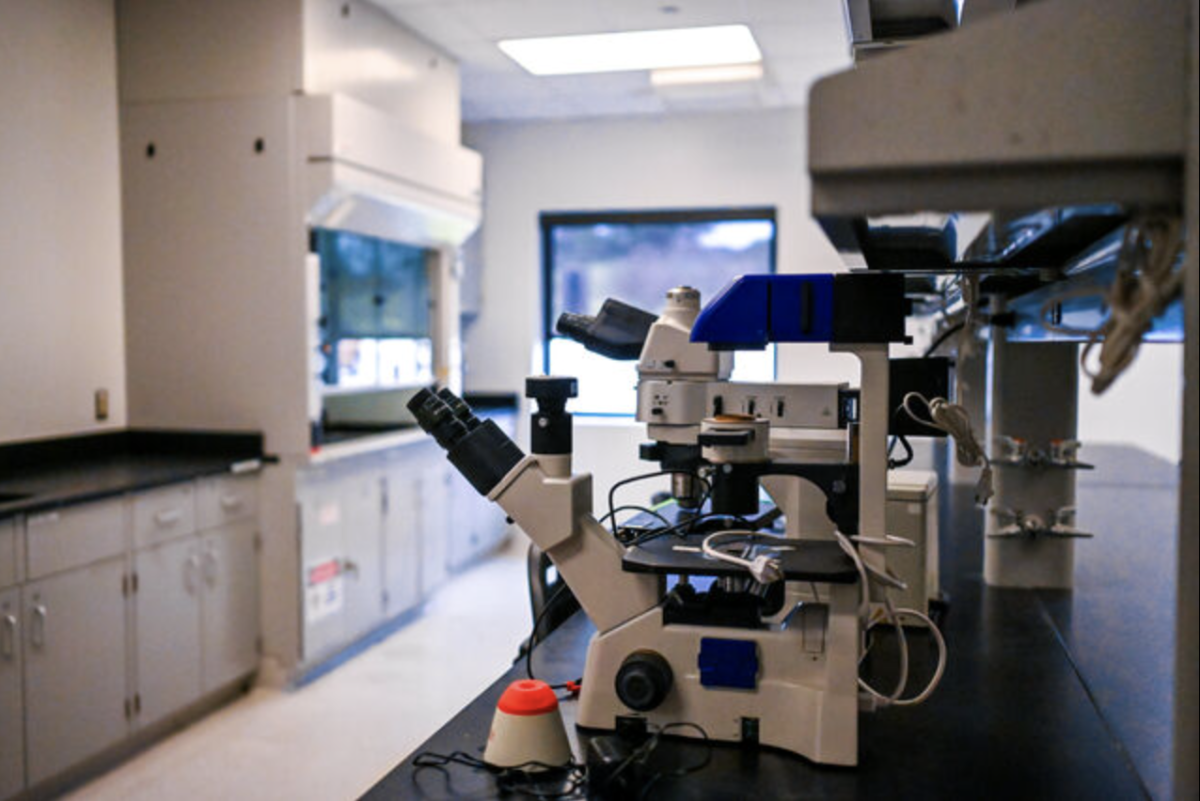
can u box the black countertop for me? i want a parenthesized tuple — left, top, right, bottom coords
(363, 444, 1178, 800)
(0, 430, 267, 520)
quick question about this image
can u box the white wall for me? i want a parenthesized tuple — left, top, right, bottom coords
(0, 0, 127, 443)
(462, 109, 855, 399)
(1078, 342, 1183, 463)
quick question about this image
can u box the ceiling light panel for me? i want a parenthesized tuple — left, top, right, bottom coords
(498, 25, 762, 76)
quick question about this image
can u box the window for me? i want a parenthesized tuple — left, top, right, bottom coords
(542, 209, 777, 414)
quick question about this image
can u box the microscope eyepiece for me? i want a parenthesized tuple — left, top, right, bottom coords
(407, 386, 526, 496)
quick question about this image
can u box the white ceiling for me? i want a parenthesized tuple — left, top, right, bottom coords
(371, 0, 853, 123)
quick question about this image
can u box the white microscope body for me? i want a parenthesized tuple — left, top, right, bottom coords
(408, 275, 924, 766)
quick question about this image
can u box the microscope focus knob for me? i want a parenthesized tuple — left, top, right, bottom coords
(615, 651, 673, 712)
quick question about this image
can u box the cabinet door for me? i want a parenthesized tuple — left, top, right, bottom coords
(382, 460, 420, 617)
(298, 472, 346, 663)
(23, 557, 128, 785)
(418, 450, 451, 596)
(200, 522, 258, 692)
(135, 536, 202, 727)
(1, 588, 24, 799)
(339, 469, 384, 640)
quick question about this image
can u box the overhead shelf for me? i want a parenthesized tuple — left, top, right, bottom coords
(808, 0, 1188, 219)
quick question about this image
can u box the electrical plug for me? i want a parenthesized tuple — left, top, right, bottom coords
(748, 555, 783, 584)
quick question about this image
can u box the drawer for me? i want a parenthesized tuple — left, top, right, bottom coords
(0, 518, 16, 587)
(25, 498, 126, 579)
(197, 474, 259, 530)
(132, 483, 196, 548)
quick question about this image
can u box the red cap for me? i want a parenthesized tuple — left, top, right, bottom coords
(496, 679, 559, 717)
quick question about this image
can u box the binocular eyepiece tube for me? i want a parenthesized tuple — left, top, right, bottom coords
(407, 388, 525, 497)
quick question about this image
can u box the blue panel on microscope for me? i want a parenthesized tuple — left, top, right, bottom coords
(698, 638, 759, 690)
(690, 275, 834, 349)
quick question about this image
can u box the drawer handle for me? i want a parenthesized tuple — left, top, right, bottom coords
(219, 494, 245, 511)
(184, 554, 201, 594)
(1, 614, 16, 659)
(154, 508, 183, 527)
(31, 603, 47, 648)
(203, 549, 218, 586)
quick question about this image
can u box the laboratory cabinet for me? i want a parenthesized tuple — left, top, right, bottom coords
(0, 472, 260, 799)
(22, 558, 129, 786)
(380, 449, 421, 618)
(338, 469, 386, 642)
(0, 588, 23, 800)
(299, 437, 511, 668)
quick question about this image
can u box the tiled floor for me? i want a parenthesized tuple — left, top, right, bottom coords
(66, 533, 533, 801)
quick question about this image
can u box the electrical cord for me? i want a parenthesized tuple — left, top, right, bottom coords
(412, 750, 587, 799)
(627, 722, 713, 800)
(412, 720, 713, 800)
(922, 320, 966, 358)
(624, 511, 751, 548)
(834, 529, 947, 708)
(699, 529, 784, 584)
(1040, 215, 1184, 395)
(523, 582, 581, 693)
(857, 605, 947, 707)
(607, 471, 711, 536)
(902, 391, 993, 505)
(597, 504, 673, 530)
(887, 432, 914, 470)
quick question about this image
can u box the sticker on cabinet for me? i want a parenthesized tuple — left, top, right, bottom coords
(306, 559, 343, 621)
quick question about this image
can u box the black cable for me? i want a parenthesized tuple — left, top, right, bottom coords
(607, 470, 711, 536)
(524, 581, 576, 686)
(888, 433, 914, 469)
(635, 722, 713, 800)
(411, 722, 712, 799)
(589, 721, 712, 799)
(597, 504, 672, 530)
(412, 750, 587, 799)
(626, 511, 751, 547)
(923, 320, 966, 357)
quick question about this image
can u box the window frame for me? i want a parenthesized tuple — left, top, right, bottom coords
(539, 207, 779, 385)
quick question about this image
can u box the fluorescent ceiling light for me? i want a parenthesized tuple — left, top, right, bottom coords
(650, 62, 764, 87)
(498, 25, 762, 76)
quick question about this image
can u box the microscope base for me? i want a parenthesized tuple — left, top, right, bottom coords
(576, 584, 861, 766)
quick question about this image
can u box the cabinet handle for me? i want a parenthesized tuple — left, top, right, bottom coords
(203, 548, 218, 586)
(31, 603, 47, 648)
(1, 614, 16, 659)
(184, 553, 201, 594)
(219, 494, 244, 510)
(154, 508, 183, 527)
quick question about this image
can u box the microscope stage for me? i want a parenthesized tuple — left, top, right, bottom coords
(622, 533, 858, 583)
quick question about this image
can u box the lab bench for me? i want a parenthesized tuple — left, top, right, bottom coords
(0, 430, 265, 800)
(362, 444, 1175, 800)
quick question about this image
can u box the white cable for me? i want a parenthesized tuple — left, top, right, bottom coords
(833, 530, 871, 621)
(857, 605, 947, 708)
(886, 608, 947, 706)
(902, 391, 993, 505)
(1039, 216, 1183, 395)
(857, 597, 909, 704)
(837, 527, 947, 708)
(850, 534, 916, 549)
(700, 530, 783, 584)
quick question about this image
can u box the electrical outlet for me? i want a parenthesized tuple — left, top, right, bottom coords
(94, 388, 109, 421)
